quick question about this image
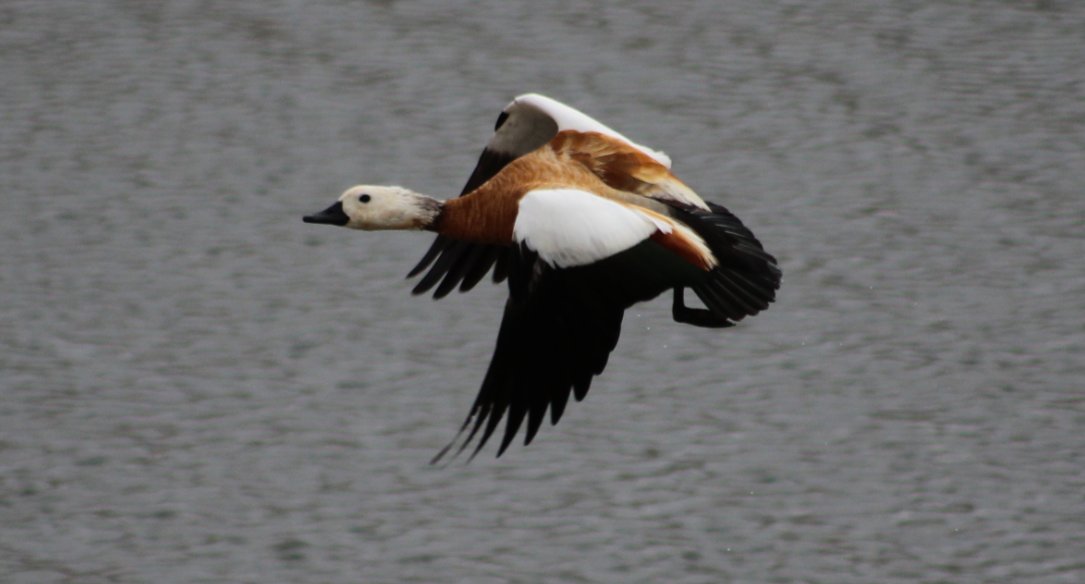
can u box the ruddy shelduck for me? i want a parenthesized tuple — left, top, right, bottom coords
(304, 93, 781, 461)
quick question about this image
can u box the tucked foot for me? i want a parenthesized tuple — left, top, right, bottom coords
(671, 287, 735, 328)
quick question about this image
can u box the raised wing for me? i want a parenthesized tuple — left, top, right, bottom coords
(549, 130, 709, 212)
(408, 93, 686, 298)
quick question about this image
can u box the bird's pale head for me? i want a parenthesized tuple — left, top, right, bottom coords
(303, 185, 440, 231)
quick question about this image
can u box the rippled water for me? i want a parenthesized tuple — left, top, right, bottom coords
(3, 1, 1084, 582)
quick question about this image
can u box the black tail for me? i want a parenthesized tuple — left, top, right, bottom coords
(678, 202, 781, 324)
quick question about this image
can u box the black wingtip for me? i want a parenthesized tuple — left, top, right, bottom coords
(496, 405, 526, 456)
(408, 236, 451, 279)
(524, 408, 545, 446)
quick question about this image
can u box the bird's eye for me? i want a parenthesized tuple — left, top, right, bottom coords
(359, 194, 371, 203)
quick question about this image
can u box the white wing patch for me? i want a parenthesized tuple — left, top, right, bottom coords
(512, 94, 673, 168)
(514, 189, 670, 269)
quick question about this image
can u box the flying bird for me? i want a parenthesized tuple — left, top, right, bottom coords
(303, 94, 781, 461)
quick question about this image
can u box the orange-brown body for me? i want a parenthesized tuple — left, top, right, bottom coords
(434, 132, 710, 271)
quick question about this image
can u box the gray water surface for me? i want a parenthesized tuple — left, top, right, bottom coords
(3, 2, 1084, 583)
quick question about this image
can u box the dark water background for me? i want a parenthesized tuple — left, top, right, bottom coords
(3, 1, 1083, 582)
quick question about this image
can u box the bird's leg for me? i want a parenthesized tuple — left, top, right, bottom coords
(671, 287, 734, 329)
